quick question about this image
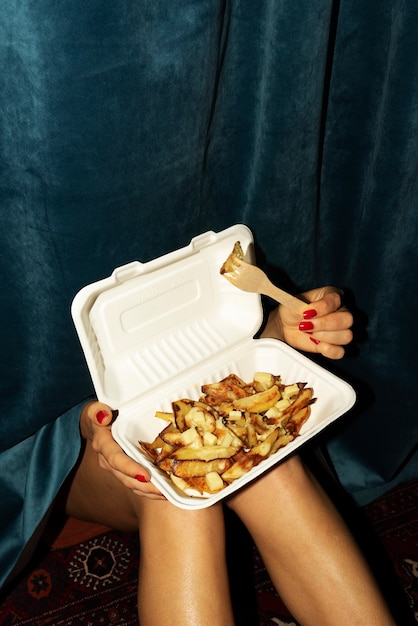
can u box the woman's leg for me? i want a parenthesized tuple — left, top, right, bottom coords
(227, 455, 395, 626)
(136, 499, 234, 626)
(62, 440, 235, 626)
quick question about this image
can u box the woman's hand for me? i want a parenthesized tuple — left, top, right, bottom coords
(80, 401, 165, 499)
(261, 286, 353, 360)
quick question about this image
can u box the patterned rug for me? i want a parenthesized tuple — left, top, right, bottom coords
(0, 479, 417, 625)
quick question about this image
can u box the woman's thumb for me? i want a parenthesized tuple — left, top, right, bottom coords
(95, 406, 119, 426)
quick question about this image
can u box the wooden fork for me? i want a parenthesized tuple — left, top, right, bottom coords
(222, 258, 306, 315)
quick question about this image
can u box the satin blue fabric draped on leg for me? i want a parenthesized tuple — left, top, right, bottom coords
(1, 0, 417, 585)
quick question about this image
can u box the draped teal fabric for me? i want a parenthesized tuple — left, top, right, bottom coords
(317, 1, 418, 503)
(1, 0, 417, 585)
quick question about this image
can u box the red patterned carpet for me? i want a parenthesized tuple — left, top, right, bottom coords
(0, 478, 417, 625)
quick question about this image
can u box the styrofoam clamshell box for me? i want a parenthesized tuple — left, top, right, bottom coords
(71, 224, 356, 509)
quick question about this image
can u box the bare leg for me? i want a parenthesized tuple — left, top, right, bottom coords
(136, 499, 233, 626)
(62, 440, 234, 626)
(227, 455, 395, 626)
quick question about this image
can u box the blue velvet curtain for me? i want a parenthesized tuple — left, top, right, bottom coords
(317, 1, 418, 502)
(1, 0, 417, 583)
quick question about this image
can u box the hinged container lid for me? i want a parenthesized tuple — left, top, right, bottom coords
(71, 224, 262, 409)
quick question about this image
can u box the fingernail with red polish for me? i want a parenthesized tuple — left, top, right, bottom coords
(299, 321, 314, 331)
(310, 337, 320, 345)
(96, 410, 109, 424)
(135, 474, 148, 483)
(303, 309, 317, 320)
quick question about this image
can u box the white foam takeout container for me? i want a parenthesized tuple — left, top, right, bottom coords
(71, 224, 356, 509)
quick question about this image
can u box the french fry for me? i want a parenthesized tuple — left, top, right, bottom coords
(219, 241, 244, 274)
(271, 434, 294, 454)
(248, 427, 281, 457)
(139, 371, 315, 496)
(232, 385, 280, 413)
(201, 379, 249, 402)
(171, 474, 225, 495)
(284, 405, 311, 435)
(172, 399, 192, 431)
(221, 453, 258, 483)
(155, 411, 175, 422)
(155, 442, 176, 464)
(171, 445, 238, 461)
(161, 458, 232, 478)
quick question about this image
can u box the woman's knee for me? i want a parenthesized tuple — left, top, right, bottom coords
(226, 454, 309, 515)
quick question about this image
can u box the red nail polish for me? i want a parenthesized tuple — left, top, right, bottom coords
(299, 321, 314, 331)
(303, 309, 317, 319)
(310, 337, 320, 345)
(96, 410, 108, 424)
(135, 474, 148, 483)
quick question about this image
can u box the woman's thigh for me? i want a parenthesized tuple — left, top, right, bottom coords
(61, 439, 235, 625)
(59, 439, 144, 530)
(60, 438, 228, 535)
